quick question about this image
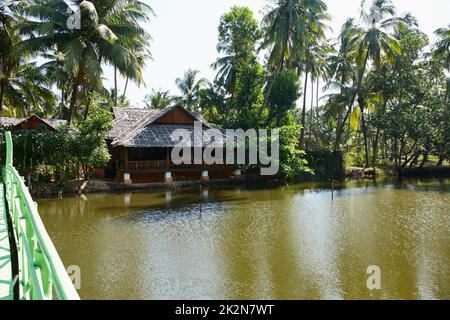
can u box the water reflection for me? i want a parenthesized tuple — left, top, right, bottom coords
(37, 179, 450, 300)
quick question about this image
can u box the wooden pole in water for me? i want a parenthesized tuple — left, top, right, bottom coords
(331, 177, 334, 201)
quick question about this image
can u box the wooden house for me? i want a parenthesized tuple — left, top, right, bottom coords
(106, 105, 236, 184)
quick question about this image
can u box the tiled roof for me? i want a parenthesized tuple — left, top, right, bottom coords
(107, 107, 161, 140)
(0, 117, 21, 127)
(116, 124, 229, 148)
(0, 116, 69, 130)
(109, 105, 224, 148)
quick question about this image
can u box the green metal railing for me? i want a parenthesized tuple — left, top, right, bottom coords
(2, 131, 80, 300)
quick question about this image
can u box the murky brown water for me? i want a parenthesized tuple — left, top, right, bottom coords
(37, 179, 450, 300)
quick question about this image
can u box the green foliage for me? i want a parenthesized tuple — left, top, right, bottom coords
(144, 89, 175, 109)
(0, 104, 113, 185)
(2, 0, 449, 181)
(278, 125, 311, 178)
(368, 26, 448, 174)
(267, 70, 301, 127)
(261, 0, 330, 71)
(18, 0, 153, 123)
(204, 6, 266, 130)
(73, 105, 113, 178)
(175, 69, 207, 111)
(231, 61, 266, 129)
(213, 6, 261, 94)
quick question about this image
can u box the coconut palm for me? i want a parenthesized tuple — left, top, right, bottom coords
(1, 2, 56, 115)
(144, 89, 175, 110)
(261, 0, 329, 143)
(260, 0, 329, 72)
(332, 0, 405, 164)
(300, 43, 331, 147)
(211, 55, 236, 96)
(434, 25, 450, 70)
(20, 0, 153, 123)
(175, 69, 208, 111)
(1, 61, 56, 117)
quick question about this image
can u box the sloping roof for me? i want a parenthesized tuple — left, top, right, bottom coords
(116, 124, 228, 148)
(109, 105, 221, 148)
(0, 115, 69, 130)
(107, 107, 161, 141)
(0, 117, 21, 127)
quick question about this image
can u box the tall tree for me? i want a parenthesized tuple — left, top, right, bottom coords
(332, 0, 405, 168)
(144, 89, 175, 110)
(261, 0, 329, 144)
(434, 25, 450, 70)
(212, 6, 261, 96)
(0, 1, 56, 114)
(260, 0, 329, 72)
(21, 0, 153, 123)
(175, 69, 207, 111)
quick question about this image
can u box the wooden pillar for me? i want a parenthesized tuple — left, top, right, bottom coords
(166, 148, 170, 169)
(124, 147, 128, 171)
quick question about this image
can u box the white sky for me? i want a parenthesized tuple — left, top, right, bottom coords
(104, 0, 450, 107)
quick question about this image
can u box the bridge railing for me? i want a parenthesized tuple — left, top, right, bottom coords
(2, 131, 80, 300)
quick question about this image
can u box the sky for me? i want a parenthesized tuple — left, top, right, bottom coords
(104, 0, 450, 107)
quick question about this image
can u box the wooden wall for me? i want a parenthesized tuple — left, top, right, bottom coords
(154, 106, 196, 125)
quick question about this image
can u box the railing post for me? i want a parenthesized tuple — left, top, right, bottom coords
(34, 245, 53, 300)
(5, 131, 13, 166)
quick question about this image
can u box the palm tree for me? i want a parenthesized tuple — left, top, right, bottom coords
(212, 55, 236, 96)
(0, 1, 57, 115)
(21, 0, 153, 123)
(300, 43, 330, 147)
(144, 89, 175, 109)
(1, 61, 56, 117)
(326, 19, 358, 133)
(434, 25, 450, 70)
(175, 69, 207, 111)
(39, 52, 71, 118)
(261, 0, 329, 143)
(434, 25, 450, 108)
(260, 0, 329, 72)
(332, 0, 405, 168)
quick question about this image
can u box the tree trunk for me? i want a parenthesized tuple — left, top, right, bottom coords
(360, 104, 370, 168)
(258, 67, 280, 122)
(372, 128, 380, 168)
(299, 71, 309, 148)
(67, 83, 79, 125)
(334, 48, 370, 151)
(419, 152, 428, 168)
(60, 86, 65, 119)
(445, 79, 449, 105)
(83, 95, 91, 120)
(114, 67, 118, 108)
(307, 77, 314, 151)
(437, 154, 445, 167)
(122, 76, 129, 99)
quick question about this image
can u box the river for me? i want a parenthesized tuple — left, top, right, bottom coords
(37, 179, 450, 300)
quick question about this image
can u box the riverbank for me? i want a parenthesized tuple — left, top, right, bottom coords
(28, 165, 450, 199)
(344, 165, 450, 179)
(30, 176, 287, 199)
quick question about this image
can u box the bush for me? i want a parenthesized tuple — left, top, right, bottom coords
(0, 105, 113, 186)
(278, 124, 312, 178)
